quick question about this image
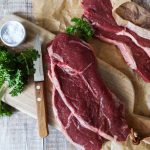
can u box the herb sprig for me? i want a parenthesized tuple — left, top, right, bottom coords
(66, 17, 94, 41)
(0, 46, 39, 116)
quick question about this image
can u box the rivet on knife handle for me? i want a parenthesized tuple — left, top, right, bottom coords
(35, 82, 48, 138)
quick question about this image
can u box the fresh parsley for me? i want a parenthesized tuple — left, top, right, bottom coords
(66, 17, 94, 41)
(0, 46, 39, 116)
(0, 102, 13, 117)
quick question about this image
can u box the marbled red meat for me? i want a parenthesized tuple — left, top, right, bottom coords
(82, 0, 150, 82)
(47, 33, 129, 150)
(53, 89, 105, 150)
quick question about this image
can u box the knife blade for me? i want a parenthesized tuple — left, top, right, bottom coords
(34, 34, 44, 82)
(34, 34, 48, 138)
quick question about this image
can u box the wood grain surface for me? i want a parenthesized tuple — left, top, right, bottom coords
(35, 81, 48, 137)
(0, 0, 150, 150)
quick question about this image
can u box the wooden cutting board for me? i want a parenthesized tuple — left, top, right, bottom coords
(0, 15, 55, 119)
(0, 15, 150, 143)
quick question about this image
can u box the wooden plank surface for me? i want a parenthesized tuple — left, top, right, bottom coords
(0, 1, 150, 150)
(0, 14, 150, 148)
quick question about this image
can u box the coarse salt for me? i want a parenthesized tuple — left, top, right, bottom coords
(0, 21, 26, 47)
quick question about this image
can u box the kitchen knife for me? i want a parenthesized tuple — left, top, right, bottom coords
(34, 34, 48, 138)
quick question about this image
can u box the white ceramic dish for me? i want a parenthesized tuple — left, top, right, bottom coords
(0, 21, 26, 47)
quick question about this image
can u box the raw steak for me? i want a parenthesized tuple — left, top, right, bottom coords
(47, 33, 129, 150)
(82, 0, 150, 82)
(53, 89, 105, 150)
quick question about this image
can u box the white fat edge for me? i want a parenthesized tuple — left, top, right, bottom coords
(50, 57, 76, 115)
(51, 85, 60, 127)
(47, 44, 53, 56)
(52, 88, 85, 150)
(48, 40, 94, 75)
(81, 62, 93, 73)
(58, 62, 94, 76)
(117, 31, 150, 57)
(80, 75, 98, 99)
(99, 35, 137, 70)
(92, 22, 116, 33)
(47, 44, 64, 62)
(50, 56, 114, 141)
(58, 64, 79, 75)
(117, 43, 137, 69)
(52, 53, 64, 62)
(127, 22, 150, 40)
(48, 71, 52, 81)
(69, 40, 92, 51)
(99, 96, 112, 132)
(48, 43, 78, 76)
(65, 114, 73, 129)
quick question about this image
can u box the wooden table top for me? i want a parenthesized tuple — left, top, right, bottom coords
(0, 0, 150, 150)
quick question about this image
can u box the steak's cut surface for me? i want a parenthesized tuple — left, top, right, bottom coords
(47, 33, 129, 150)
(82, 0, 150, 82)
(53, 89, 105, 150)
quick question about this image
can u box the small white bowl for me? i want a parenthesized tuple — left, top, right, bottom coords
(0, 21, 26, 47)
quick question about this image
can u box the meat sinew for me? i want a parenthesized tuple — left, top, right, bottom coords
(82, 0, 150, 82)
(53, 89, 105, 150)
(47, 33, 129, 150)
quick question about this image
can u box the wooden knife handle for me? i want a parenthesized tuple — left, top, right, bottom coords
(35, 81, 48, 138)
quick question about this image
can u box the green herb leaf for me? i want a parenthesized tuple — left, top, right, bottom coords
(17, 48, 40, 75)
(0, 102, 13, 117)
(66, 17, 94, 41)
(0, 46, 39, 116)
(0, 84, 13, 117)
(9, 70, 24, 96)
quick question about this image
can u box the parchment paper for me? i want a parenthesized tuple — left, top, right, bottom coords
(32, 0, 150, 149)
(33, 0, 83, 32)
(116, 2, 150, 29)
(112, 0, 150, 40)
